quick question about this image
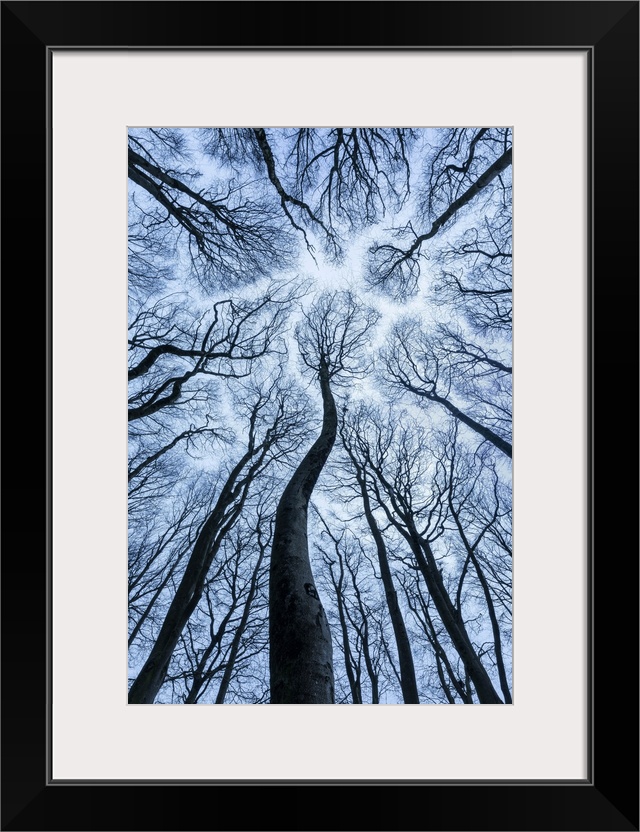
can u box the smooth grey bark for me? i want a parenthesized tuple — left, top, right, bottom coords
(269, 367, 336, 704)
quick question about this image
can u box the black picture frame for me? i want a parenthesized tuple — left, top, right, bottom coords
(2, 2, 638, 830)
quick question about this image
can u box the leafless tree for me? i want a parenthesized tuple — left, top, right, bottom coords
(128, 281, 297, 422)
(128, 375, 311, 703)
(128, 480, 211, 650)
(313, 508, 386, 704)
(339, 405, 505, 704)
(128, 129, 295, 288)
(441, 426, 512, 702)
(201, 127, 417, 261)
(382, 317, 512, 459)
(431, 202, 512, 336)
(366, 128, 511, 297)
(269, 291, 379, 703)
(127, 127, 512, 705)
(154, 502, 273, 705)
(336, 415, 421, 703)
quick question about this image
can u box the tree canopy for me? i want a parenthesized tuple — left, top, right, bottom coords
(128, 126, 513, 705)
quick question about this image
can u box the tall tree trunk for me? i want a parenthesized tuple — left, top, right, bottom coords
(269, 367, 336, 704)
(128, 448, 257, 704)
(128, 550, 186, 648)
(347, 567, 379, 704)
(411, 534, 503, 704)
(409, 584, 472, 704)
(449, 505, 512, 703)
(215, 545, 267, 704)
(331, 563, 362, 704)
(358, 480, 420, 703)
(394, 147, 512, 258)
(340, 434, 420, 704)
(406, 386, 511, 458)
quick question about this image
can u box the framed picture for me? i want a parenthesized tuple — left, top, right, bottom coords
(3, 2, 637, 830)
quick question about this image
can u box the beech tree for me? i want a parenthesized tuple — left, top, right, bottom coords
(336, 421, 420, 703)
(128, 282, 297, 423)
(339, 405, 507, 703)
(127, 126, 512, 705)
(312, 507, 389, 705)
(366, 127, 512, 298)
(382, 317, 512, 459)
(128, 129, 294, 288)
(163, 501, 273, 705)
(128, 376, 310, 703)
(269, 291, 379, 704)
(443, 435, 512, 704)
(200, 127, 417, 260)
(128, 480, 210, 650)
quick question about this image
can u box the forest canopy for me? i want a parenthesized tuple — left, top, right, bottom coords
(127, 126, 513, 705)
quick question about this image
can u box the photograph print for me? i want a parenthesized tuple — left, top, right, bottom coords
(127, 127, 513, 705)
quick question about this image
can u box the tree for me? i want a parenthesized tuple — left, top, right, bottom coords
(128, 281, 298, 422)
(382, 317, 512, 459)
(127, 127, 512, 705)
(128, 375, 310, 703)
(337, 418, 420, 703)
(441, 425, 512, 703)
(339, 405, 506, 704)
(269, 291, 379, 704)
(431, 212, 512, 336)
(313, 508, 387, 704)
(128, 479, 210, 650)
(165, 501, 273, 705)
(366, 127, 512, 298)
(128, 129, 294, 288)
